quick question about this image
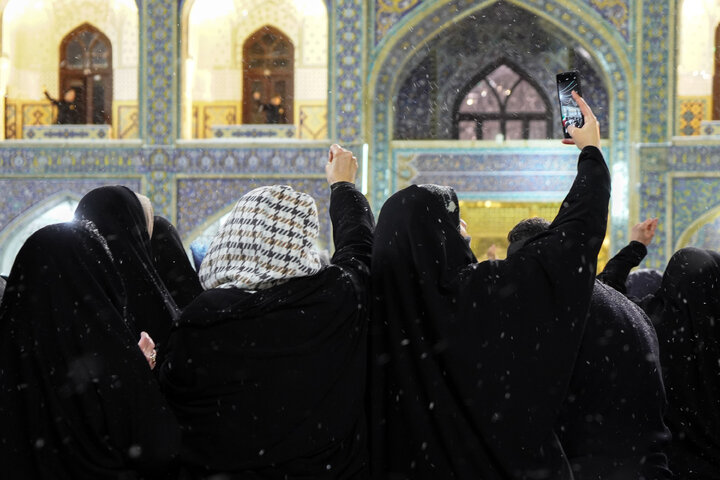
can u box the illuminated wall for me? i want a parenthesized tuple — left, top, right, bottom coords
(676, 0, 719, 135)
(1, 0, 139, 139)
(0, 0, 718, 275)
(182, 0, 328, 139)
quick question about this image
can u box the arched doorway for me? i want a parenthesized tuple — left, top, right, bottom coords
(60, 23, 113, 125)
(367, 0, 632, 254)
(242, 25, 294, 124)
(0, 195, 78, 275)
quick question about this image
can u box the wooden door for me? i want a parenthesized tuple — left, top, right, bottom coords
(242, 26, 294, 124)
(60, 23, 112, 125)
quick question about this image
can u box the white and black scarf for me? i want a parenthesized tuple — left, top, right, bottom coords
(199, 185, 323, 291)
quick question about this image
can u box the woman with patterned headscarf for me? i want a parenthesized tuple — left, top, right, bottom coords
(160, 145, 374, 479)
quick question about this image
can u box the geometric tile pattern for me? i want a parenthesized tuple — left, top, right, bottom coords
(699, 120, 720, 135)
(671, 175, 720, 247)
(210, 125, 296, 140)
(176, 177, 331, 245)
(393, 148, 578, 200)
(199, 104, 239, 139)
(638, 144, 720, 268)
(330, 0, 364, 142)
(678, 97, 710, 136)
(683, 214, 720, 251)
(641, 0, 673, 143)
(375, 0, 422, 45)
(0, 144, 332, 245)
(4, 101, 53, 139)
(0, 0, 707, 275)
(21, 104, 54, 130)
(116, 104, 140, 139)
(298, 104, 328, 140)
(369, 0, 632, 254)
(24, 125, 112, 140)
(4, 104, 17, 140)
(0, 177, 143, 231)
(373, 0, 631, 46)
(590, 0, 630, 41)
(144, 0, 177, 146)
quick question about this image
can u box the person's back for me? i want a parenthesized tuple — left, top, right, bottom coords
(160, 145, 374, 479)
(369, 92, 610, 479)
(626, 268, 663, 299)
(508, 217, 672, 479)
(651, 248, 720, 478)
(0, 222, 180, 479)
(557, 280, 672, 479)
(74, 186, 179, 356)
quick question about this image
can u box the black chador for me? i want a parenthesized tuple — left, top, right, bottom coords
(369, 146, 610, 479)
(74, 186, 179, 353)
(507, 220, 673, 478)
(151, 216, 202, 309)
(0, 222, 180, 479)
(650, 248, 720, 478)
(160, 183, 374, 479)
(556, 280, 673, 479)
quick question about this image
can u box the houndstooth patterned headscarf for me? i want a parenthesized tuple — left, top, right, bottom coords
(199, 185, 323, 291)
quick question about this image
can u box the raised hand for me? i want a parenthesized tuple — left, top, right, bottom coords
(326, 144, 358, 185)
(630, 218, 659, 247)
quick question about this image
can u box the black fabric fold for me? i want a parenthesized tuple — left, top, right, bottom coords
(369, 145, 610, 479)
(74, 186, 179, 350)
(557, 280, 672, 479)
(151, 216, 202, 309)
(651, 247, 720, 478)
(0, 222, 180, 479)
(160, 183, 374, 479)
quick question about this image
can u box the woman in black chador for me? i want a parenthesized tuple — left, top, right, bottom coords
(650, 247, 720, 478)
(0, 222, 180, 479)
(74, 186, 179, 356)
(507, 218, 672, 479)
(151, 216, 202, 309)
(160, 145, 374, 479)
(368, 93, 610, 480)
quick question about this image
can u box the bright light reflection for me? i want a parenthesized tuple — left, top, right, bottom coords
(190, 0, 235, 24)
(1, 199, 78, 275)
(293, 0, 327, 16)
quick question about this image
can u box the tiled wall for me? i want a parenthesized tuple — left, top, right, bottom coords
(1, 0, 719, 271)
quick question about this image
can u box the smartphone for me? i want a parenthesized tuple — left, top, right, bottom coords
(556, 71, 584, 138)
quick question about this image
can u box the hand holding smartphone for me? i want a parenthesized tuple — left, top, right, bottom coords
(556, 78, 601, 151)
(556, 71, 584, 139)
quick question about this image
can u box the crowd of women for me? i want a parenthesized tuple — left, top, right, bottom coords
(0, 94, 717, 479)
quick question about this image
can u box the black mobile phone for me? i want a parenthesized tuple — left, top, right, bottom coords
(556, 71, 584, 139)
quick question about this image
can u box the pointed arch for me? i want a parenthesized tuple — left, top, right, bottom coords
(674, 202, 720, 252)
(0, 192, 80, 275)
(367, 0, 634, 252)
(451, 59, 553, 140)
(60, 23, 113, 124)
